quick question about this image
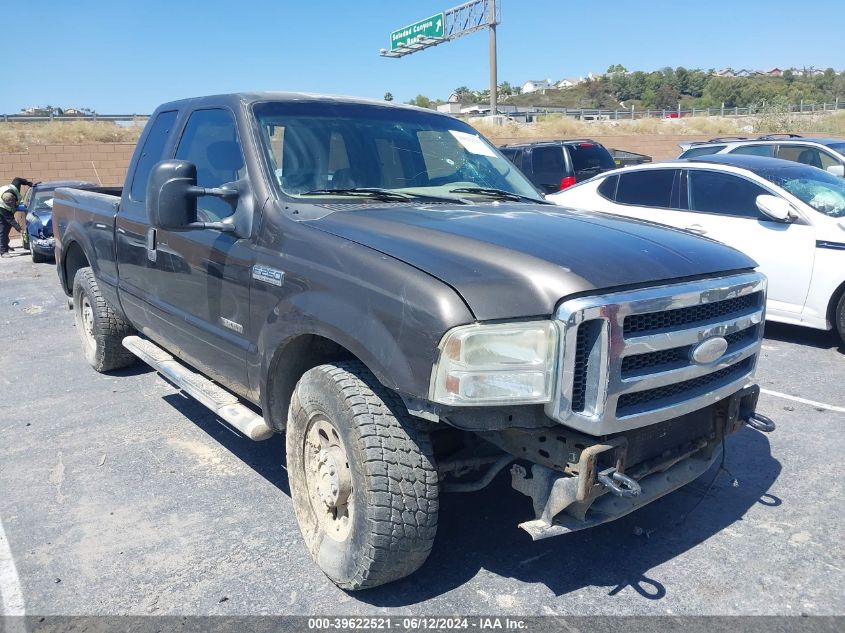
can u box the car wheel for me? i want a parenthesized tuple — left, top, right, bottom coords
(287, 361, 439, 590)
(30, 245, 46, 264)
(72, 267, 136, 372)
(836, 292, 845, 345)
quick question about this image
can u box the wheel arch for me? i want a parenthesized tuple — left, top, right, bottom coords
(61, 240, 91, 295)
(262, 333, 358, 432)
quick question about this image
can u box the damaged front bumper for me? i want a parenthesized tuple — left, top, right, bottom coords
(498, 385, 773, 540)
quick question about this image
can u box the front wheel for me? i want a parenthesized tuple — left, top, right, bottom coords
(287, 361, 439, 590)
(30, 244, 46, 263)
(72, 267, 136, 372)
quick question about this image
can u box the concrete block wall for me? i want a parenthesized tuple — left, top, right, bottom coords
(0, 143, 135, 186)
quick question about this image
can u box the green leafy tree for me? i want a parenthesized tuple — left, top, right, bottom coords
(606, 63, 627, 74)
(383, 92, 393, 102)
(408, 94, 432, 108)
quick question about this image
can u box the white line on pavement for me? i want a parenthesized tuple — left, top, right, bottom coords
(761, 389, 845, 414)
(0, 515, 25, 618)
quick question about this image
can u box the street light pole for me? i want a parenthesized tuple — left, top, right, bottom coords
(489, 0, 497, 115)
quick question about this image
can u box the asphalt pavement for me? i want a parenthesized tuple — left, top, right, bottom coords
(0, 244, 843, 618)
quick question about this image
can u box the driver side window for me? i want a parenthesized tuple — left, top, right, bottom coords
(175, 109, 245, 221)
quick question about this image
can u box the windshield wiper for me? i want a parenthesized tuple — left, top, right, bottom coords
(302, 187, 465, 204)
(448, 187, 550, 204)
(301, 187, 416, 202)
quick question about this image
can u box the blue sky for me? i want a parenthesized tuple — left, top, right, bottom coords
(5, 0, 844, 114)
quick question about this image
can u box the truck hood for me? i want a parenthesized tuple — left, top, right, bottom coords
(307, 203, 757, 321)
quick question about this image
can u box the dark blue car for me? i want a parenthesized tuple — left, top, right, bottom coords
(19, 181, 118, 262)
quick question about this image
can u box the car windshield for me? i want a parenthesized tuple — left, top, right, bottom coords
(253, 101, 543, 203)
(31, 191, 55, 211)
(753, 164, 845, 218)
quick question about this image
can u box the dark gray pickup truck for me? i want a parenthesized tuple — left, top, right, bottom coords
(52, 92, 775, 590)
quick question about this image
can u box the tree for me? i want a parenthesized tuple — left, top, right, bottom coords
(498, 81, 513, 97)
(654, 84, 680, 110)
(383, 92, 393, 102)
(453, 86, 473, 99)
(606, 63, 627, 74)
(408, 95, 432, 108)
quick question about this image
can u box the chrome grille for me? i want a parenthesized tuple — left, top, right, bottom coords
(623, 293, 761, 336)
(547, 272, 766, 435)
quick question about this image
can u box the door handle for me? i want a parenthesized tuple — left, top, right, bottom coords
(146, 228, 157, 263)
(685, 224, 708, 235)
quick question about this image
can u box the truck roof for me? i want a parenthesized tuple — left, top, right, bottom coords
(155, 91, 446, 116)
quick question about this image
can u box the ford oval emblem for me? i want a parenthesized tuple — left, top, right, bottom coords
(690, 337, 728, 365)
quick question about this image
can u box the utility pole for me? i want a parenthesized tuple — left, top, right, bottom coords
(489, 0, 498, 115)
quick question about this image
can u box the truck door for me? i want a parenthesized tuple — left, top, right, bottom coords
(142, 108, 253, 394)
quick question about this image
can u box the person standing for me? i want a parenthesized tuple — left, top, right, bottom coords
(0, 177, 34, 257)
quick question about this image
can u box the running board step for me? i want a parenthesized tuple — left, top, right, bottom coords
(122, 335, 273, 441)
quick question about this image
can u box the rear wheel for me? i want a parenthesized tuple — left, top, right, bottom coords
(836, 292, 845, 345)
(72, 267, 136, 372)
(287, 361, 439, 590)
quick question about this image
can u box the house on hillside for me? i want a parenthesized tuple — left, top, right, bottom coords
(765, 67, 783, 77)
(734, 69, 753, 77)
(555, 78, 579, 89)
(521, 79, 552, 94)
(715, 68, 735, 77)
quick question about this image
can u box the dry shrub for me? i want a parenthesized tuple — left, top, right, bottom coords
(0, 120, 144, 152)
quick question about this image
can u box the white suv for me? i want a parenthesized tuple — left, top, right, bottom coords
(678, 134, 845, 178)
(548, 155, 845, 342)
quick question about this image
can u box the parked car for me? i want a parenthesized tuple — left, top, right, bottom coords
(18, 181, 120, 263)
(678, 134, 845, 178)
(548, 155, 845, 342)
(52, 92, 773, 590)
(499, 139, 617, 193)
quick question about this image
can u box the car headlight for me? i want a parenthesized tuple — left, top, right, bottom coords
(430, 321, 559, 406)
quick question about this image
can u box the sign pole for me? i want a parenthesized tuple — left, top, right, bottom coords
(489, 0, 497, 115)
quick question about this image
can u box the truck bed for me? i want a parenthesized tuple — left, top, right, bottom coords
(53, 186, 125, 299)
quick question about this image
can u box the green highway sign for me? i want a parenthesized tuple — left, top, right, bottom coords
(390, 13, 445, 50)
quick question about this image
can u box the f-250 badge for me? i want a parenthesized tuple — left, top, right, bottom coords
(252, 264, 284, 287)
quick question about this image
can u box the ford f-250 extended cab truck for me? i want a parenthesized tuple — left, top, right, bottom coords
(52, 93, 775, 590)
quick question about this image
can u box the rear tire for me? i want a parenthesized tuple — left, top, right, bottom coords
(836, 292, 845, 345)
(72, 267, 136, 372)
(287, 361, 439, 590)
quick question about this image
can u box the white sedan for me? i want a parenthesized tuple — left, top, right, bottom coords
(548, 154, 845, 342)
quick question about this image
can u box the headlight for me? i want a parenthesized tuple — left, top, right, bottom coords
(430, 321, 559, 406)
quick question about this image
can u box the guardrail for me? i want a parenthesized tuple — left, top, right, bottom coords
(460, 100, 845, 121)
(0, 114, 149, 123)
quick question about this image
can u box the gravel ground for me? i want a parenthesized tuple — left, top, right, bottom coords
(0, 245, 843, 620)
